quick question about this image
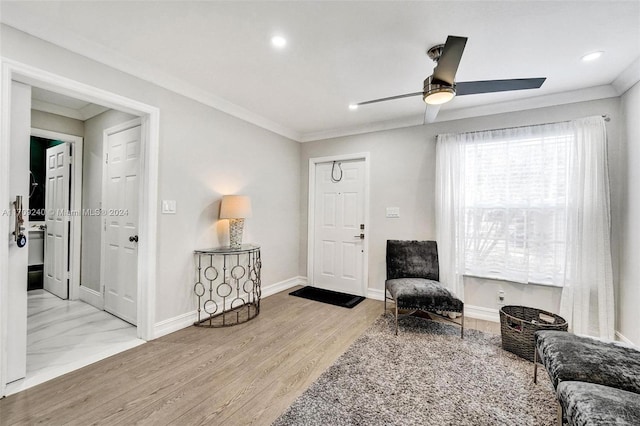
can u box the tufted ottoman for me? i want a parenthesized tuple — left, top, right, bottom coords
(534, 330, 640, 425)
(557, 381, 640, 426)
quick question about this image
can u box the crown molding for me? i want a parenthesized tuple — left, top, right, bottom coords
(2, 22, 631, 145)
(299, 115, 424, 143)
(299, 85, 619, 142)
(612, 57, 640, 95)
(435, 85, 618, 123)
(1, 23, 302, 141)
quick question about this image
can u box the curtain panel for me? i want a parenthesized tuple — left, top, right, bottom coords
(435, 116, 614, 339)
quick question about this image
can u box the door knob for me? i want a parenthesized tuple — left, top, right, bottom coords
(353, 233, 365, 240)
(129, 235, 138, 242)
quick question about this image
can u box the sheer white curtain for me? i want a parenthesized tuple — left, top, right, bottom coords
(560, 116, 614, 339)
(435, 116, 614, 339)
(435, 137, 467, 301)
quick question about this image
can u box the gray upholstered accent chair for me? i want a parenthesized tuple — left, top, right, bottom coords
(385, 240, 464, 337)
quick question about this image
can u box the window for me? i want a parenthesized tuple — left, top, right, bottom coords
(462, 133, 571, 285)
(436, 116, 614, 337)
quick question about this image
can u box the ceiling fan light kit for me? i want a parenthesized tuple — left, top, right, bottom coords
(423, 76, 456, 105)
(353, 35, 546, 122)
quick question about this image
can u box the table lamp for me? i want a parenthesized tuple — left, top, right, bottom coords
(220, 195, 252, 249)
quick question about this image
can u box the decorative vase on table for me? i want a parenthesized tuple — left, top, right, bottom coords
(220, 195, 252, 249)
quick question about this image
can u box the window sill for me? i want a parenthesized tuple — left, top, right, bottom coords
(462, 274, 563, 289)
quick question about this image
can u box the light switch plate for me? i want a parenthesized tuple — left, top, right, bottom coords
(386, 207, 400, 218)
(162, 200, 177, 214)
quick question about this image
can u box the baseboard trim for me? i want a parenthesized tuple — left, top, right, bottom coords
(79, 285, 103, 310)
(262, 275, 307, 298)
(153, 310, 198, 339)
(152, 275, 307, 339)
(367, 288, 385, 301)
(465, 305, 500, 323)
(615, 330, 637, 347)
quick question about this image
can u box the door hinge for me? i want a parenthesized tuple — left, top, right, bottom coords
(105, 153, 109, 164)
(103, 218, 106, 231)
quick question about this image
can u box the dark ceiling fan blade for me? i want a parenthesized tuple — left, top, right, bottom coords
(456, 78, 546, 96)
(423, 104, 441, 124)
(356, 91, 423, 106)
(432, 36, 468, 85)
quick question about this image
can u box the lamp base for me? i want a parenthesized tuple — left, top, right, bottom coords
(228, 218, 245, 249)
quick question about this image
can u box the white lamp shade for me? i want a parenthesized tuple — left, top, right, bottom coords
(220, 195, 252, 219)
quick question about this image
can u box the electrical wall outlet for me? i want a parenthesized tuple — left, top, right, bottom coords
(497, 289, 506, 306)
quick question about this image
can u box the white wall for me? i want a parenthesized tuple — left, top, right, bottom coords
(31, 110, 84, 136)
(2, 24, 301, 325)
(300, 97, 623, 317)
(618, 82, 640, 345)
(81, 110, 137, 294)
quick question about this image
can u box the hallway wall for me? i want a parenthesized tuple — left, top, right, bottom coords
(31, 110, 84, 136)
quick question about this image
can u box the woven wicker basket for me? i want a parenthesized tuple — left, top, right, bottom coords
(499, 305, 568, 362)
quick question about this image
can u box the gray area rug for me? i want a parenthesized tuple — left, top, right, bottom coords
(273, 314, 557, 426)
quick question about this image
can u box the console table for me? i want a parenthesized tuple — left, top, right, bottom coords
(193, 244, 261, 327)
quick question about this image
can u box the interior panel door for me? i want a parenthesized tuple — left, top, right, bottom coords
(103, 124, 140, 325)
(44, 142, 70, 299)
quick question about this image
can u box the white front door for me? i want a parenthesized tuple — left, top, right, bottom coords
(313, 159, 366, 296)
(103, 123, 140, 325)
(44, 142, 70, 299)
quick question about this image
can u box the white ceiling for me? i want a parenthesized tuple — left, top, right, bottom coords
(2, 1, 639, 141)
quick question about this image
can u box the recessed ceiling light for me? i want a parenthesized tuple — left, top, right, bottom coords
(581, 51, 603, 62)
(348, 104, 358, 111)
(271, 36, 287, 48)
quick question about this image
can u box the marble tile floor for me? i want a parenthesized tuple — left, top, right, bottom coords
(5, 289, 145, 396)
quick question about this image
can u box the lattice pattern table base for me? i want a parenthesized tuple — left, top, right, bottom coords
(195, 302, 259, 328)
(193, 244, 261, 328)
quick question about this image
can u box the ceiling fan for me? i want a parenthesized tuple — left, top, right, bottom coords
(353, 35, 546, 123)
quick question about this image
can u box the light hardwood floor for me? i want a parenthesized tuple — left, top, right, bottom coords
(0, 288, 499, 425)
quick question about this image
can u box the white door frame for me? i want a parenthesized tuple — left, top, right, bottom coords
(307, 153, 370, 297)
(0, 58, 160, 396)
(31, 128, 83, 301)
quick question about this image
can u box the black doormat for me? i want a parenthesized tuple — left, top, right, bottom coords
(289, 286, 365, 309)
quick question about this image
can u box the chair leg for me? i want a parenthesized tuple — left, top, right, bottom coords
(557, 401, 564, 425)
(534, 346, 539, 384)
(460, 310, 464, 339)
(384, 287, 387, 313)
(395, 302, 398, 335)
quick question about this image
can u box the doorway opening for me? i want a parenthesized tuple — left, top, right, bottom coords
(28, 129, 82, 300)
(0, 59, 159, 397)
